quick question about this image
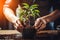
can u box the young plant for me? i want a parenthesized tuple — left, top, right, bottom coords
(16, 3, 40, 38)
(16, 3, 40, 26)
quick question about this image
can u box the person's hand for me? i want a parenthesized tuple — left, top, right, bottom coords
(13, 19, 24, 32)
(34, 17, 47, 31)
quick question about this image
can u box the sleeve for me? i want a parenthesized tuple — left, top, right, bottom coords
(4, 0, 19, 11)
(53, 0, 60, 10)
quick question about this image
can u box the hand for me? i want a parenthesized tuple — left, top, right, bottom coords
(34, 17, 47, 31)
(14, 19, 24, 32)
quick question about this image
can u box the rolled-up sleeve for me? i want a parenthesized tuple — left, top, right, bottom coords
(4, 0, 19, 11)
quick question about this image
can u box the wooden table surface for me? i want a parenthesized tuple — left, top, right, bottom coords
(0, 30, 21, 35)
(37, 30, 59, 35)
(0, 30, 59, 35)
(0, 30, 60, 40)
(36, 30, 60, 37)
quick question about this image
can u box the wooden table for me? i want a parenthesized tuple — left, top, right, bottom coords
(0, 30, 58, 35)
(0, 30, 22, 40)
(0, 30, 21, 35)
(0, 30, 60, 40)
(37, 30, 59, 36)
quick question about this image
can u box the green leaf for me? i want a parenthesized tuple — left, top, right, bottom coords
(30, 4, 39, 10)
(34, 10, 40, 13)
(22, 3, 29, 9)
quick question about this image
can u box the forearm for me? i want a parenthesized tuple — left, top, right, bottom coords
(42, 10, 60, 23)
(3, 7, 19, 23)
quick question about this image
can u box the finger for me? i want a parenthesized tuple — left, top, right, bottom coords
(19, 23, 24, 28)
(34, 19, 40, 26)
(14, 23, 24, 29)
(14, 23, 19, 29)
(34, 21, 41, 30)
(38, 20, 43, 28)
(16, 20, 23, 27)
(38, 24, 46, 31)
(37, 19, 46, 31)
(34, 19, 41, 28)
(38, 19, 46, 30)
(35, 21, 42, 30)
(37, 22, 43, 31)
(41, 24, 46, 29)
(16, 25, 23, 32)
(17, 22, 23, 28)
